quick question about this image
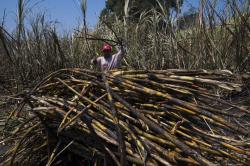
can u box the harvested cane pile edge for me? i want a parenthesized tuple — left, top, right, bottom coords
(1, 68, 250, 166)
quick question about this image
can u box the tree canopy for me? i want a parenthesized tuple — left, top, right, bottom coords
(100, 0, 183, 20)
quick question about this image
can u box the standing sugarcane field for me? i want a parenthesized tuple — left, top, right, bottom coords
(0, 0, 250, 166)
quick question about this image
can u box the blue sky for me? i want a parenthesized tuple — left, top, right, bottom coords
(0, 0, 199, 32)
(0, 0, 106, 32)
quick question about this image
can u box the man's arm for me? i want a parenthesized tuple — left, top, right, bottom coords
(115, 45, 125, 59)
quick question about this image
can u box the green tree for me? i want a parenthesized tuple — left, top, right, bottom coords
(100, 0, 183, 20)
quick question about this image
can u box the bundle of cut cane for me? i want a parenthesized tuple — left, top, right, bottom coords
(1, 68, 249, 166)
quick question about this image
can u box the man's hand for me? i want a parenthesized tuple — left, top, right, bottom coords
(91, 58, 97, 65)
(116, 44, 127, 53)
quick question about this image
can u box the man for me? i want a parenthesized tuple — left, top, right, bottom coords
(91, 43, 125, 71)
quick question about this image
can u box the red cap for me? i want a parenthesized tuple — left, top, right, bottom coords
(101, 44, 112, 53)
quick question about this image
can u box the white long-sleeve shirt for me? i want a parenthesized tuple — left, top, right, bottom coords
(95, 48, 125, 71)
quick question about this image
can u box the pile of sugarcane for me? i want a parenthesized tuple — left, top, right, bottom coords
(1, 68, 250, 166)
